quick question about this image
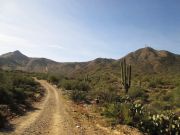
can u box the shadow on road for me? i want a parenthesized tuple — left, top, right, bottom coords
(0, 106, 41, 134)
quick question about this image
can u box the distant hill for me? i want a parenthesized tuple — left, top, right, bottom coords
(0, 47, 179, 75)
(121, 47, 180, 74)
(0, 50, 88, 75)
(0, 50, 29, 69)
(69, 47, 180, 76)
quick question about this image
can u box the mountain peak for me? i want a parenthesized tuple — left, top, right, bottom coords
(143, 46, 154, 50)
(1, 50, 27, 58)
(0, 50, 29, 66)
(137, 47, 156, 53)
(134, 47, 177, 58)
(13, 50, 22, 54)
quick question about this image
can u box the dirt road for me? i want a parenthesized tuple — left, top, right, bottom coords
(0, 80, 142, 135)
(0, 80, 78, 135)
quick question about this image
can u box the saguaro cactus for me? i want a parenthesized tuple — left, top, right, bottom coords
(84, 74, 89, 82)
(120, 59, 132, 93)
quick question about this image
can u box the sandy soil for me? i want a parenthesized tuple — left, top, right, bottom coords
(0, 80, 143, 135)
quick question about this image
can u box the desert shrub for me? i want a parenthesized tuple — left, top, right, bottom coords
(0, 72, 6, 83)
(0, 70, 43, 129)
(35, 73, 48, 80)
(59, 79, 77, 90)
(148, 80, 157, 88)
(59, 79, 91, 92)
(58, 79, 69, 89)
(13, 88, 27, 103)
(12, 75, 38, 87)
(102, 103, 120, 118)
(48, 75, 59, 84)
(0, 112, 7, 128)
(103, 103, 133, 125)
(0, 87, 13, 105)
(172, 77, 180, 86)
(158, 91, 174, 105)
(128, 87, 148, 100)
(77, 81, 90, 91)
(148, 101, 172, 113)
(70, 90, 87, 102)
(119, 104, 133, 125)
(171, 86, 180, 107)
(93, 88, 118, 104)
(148, 77, 166, 88)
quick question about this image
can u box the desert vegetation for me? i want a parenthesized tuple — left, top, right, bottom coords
(0, 70, 44, 128)
(46, 59, 180, 135)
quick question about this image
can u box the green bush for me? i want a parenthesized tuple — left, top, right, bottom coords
(148, 77, 166, 88)
(13, 88, 27, 103)
(102, 103, 132, 125)
(93, 88, 118, 103)
(59, 79, 91, 92)
(148, 80, 157, 88)
(0, 112, 7, 128)
(59, 79, 77, 90)
(0, 86, 13, 105)
(35, 73, 48, 80)
(77, 81, 90, 91)
(103, 103, 120, 118)
(160, 92, 173, 102)
(48, 75, 59, 84)
(128, 87, 148, 100)
(0, 70, 42, 128)
(172, 86, 180, 107)
(148, 101, 170, 113)
(119, 104, 133, 125)
(70, 90, 87, 102)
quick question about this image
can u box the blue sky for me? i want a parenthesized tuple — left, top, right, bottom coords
(0, 0, 180, 62)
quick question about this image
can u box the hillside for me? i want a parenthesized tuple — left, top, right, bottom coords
(66, 47, 180, 77)
(0, 47, 180, 135)
(123, 47, 180, 74)
(0, 47, 179, 75)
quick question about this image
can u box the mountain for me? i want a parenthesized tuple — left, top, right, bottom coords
(122, 47, 180, 74)
(0, 50, 87, 74)
(0, 50, 29, 70)
(0, 47, 179, 75)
